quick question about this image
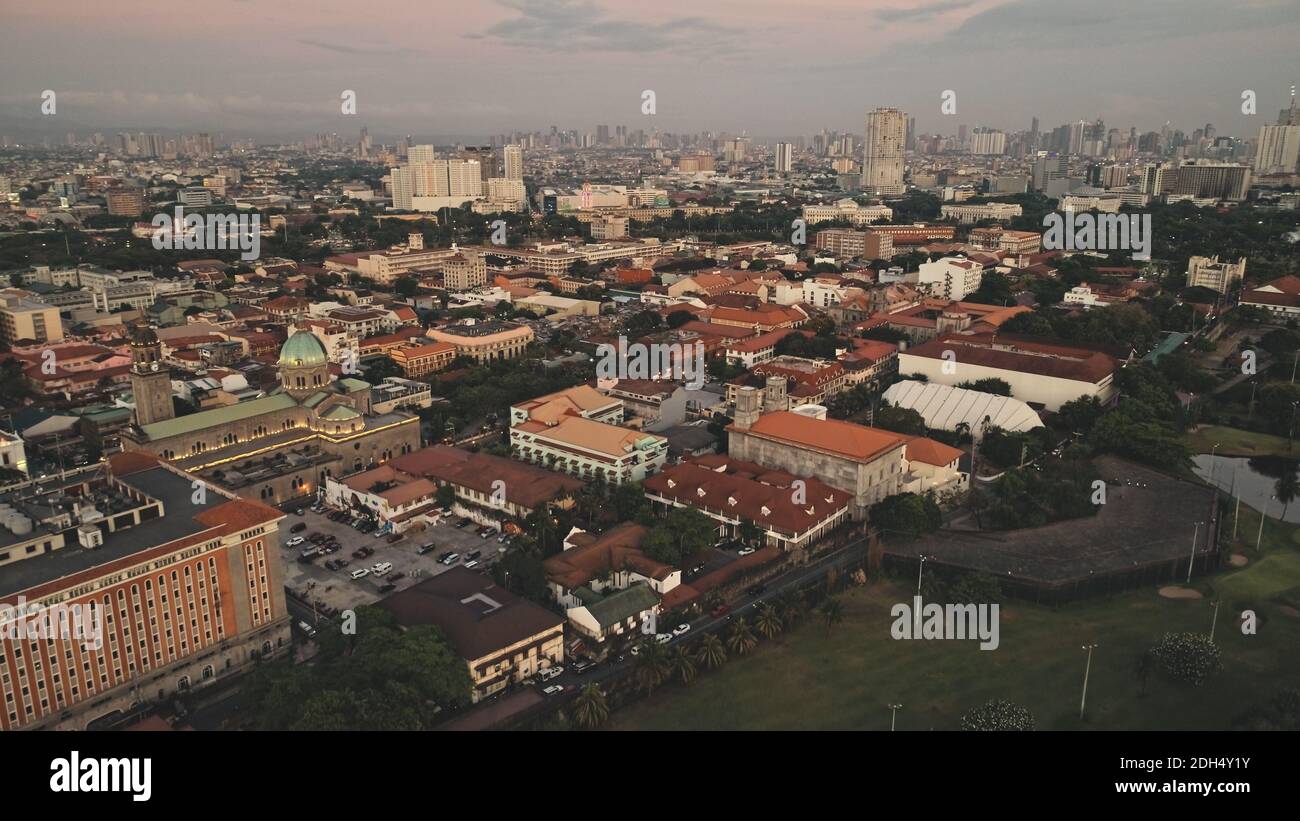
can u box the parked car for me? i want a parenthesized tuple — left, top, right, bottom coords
(737, 546, 756, 556)
(464, 550, 482, 562)
(572, 660, 595, 675)
(540, 666, 564, 681)
(417, 543, 437, 555)
(386, 533, 403, 544)
(286, 536, 305, 547)
(389, 572, 406, 581)
(673, 623, 691, 637)
(294, 508, 305, 516)
(297, 620, 317, 638)
(455, 518, 472, 529)
(371, 562, 393, 576)
(497, 532, 512, 544)
(377, 583, 396, 594)
(479, 528, 497, 540)
(543, 685, 565, 696)
(350, 568, 370, 580)
(746, 583, 766, 596)
(289, 522, 307, 534)
(439, 552, 460, 566)
(710, 604, 731, 618)
(654, 633, 672, 645)
(352, 548, 369, 559)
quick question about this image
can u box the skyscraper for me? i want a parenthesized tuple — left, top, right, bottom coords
(1254, 124, 1300, 174)
(774, 142, 793, 173)
(862, 108, 906, 196)
(504, 144, 523, 180)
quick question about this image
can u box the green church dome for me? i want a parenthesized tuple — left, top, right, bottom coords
(279, 330, 328, 369)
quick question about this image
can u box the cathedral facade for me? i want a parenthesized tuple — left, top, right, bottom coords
(121, 328, 422, 505)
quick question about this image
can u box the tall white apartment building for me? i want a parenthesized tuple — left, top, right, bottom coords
(391, 166, 414, 209)
(862, 107, 907, 196)
(1187, 255, 1246, 293)
(970, 128, 1007, 156)
(504, 145, 524, 181)
(408, 144, 436, 164)
(390, 155, 484, 212)
(774, 142, 793, 173)
(1255, 125, 1300, 174)
(918, 257, 984, 301)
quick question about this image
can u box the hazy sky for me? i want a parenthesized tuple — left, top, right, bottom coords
(1, 0, 1297, 141)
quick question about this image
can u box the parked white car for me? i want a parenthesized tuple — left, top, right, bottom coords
(350, 568, 370, 580)
(286, 536, 305, 547)
(371, 562, 393, 576)
(673, 623, 691, 637)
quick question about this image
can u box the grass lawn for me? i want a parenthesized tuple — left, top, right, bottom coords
(1183, 425, 1299, 458)
(611, 506, 1300, 732)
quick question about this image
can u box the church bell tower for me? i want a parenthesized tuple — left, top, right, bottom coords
(129, 326, 175, 427)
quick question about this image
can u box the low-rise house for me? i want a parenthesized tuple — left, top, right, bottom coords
(381, 567, 565, 703)
(543, 523, 679, 643)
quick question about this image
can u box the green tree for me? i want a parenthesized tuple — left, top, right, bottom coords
(726, 617, 758, 655)
(695, 633, 727, 670)
(955, 378, 1012, 396)
(1276, 469, 1299, 520)
(671, 645, 697, 685)
(633, 641, 672, 697)
(818, 597, 845, 633)
(873, 404, 927, 436)
(435, 484, 456, 508)
(1150, 632, 1222, 686)
(960, 699, 1036, 731)
(869, 492, 943, 539)
(570, 683, 609, 729)
(753, 603, 783, 639)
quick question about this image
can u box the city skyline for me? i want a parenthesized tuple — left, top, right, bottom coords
(1, 0, 1297, 140)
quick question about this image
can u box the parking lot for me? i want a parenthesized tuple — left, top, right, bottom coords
(279, 505, 512, 615)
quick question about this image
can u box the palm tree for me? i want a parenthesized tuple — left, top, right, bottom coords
(776, 594, 803, 627)
(1275, 469, 1298, 520)
(726, 617, 758, 656)
(633, 641, 671, 698)
(753, 603, 783, 639)
(819, 597, 845, 633)
(671, 645, 697, 685)
(570, 683, 609, 729)
(696, 633, 727, 670)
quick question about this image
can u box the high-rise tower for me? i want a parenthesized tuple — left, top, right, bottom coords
(862, 107, 906, 196)
(129, 326, 175, 427)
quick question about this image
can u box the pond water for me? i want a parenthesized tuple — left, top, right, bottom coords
(1191, 454, 1300, 524)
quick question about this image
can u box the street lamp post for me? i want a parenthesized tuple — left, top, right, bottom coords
(916, 555, 927, 597)
(1256, 498, 1270, 552)
(1080, 644, 1098, 720)
(888, 703, 902, 731)
(1185, 521, 1204, 584)
(1209, 600, 1221, 642)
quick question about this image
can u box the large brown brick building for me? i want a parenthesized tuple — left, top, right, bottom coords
(0, 452, 290, 730)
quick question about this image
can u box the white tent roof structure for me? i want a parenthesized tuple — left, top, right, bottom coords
(883, 380, 1043, 437)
